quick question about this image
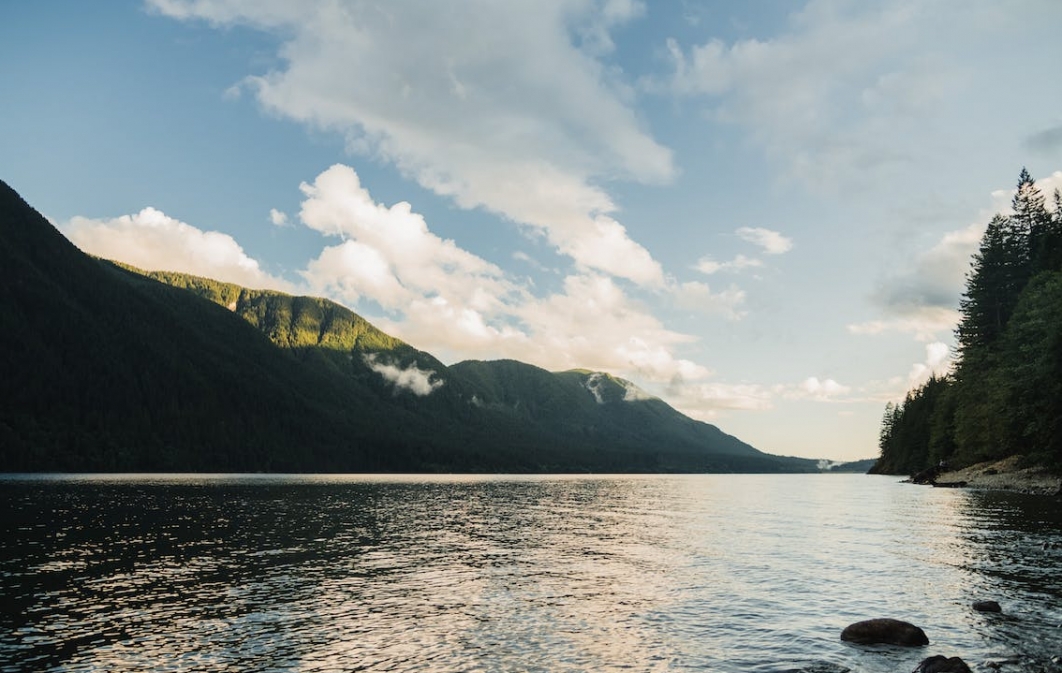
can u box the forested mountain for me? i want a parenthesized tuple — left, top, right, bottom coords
(0, 179, 816, 473)
(873, 170, 1062, 475)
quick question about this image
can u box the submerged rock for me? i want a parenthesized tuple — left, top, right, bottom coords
(915, 655, 972, 672)
(973, 600, 1002, 613)
(840, 618, 929, 646)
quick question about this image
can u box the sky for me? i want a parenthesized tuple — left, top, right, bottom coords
(3, 0, 1061, 462)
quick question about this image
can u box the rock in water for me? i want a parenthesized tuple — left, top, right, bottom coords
(840, 618, 929, 646)
(972, 600, 1001, 613)
(915, 655, 972, 672)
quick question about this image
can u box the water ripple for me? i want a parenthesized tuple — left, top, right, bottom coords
(1, 474, 1060, 672)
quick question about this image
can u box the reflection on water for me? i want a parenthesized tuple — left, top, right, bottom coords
(1, 475, 1060, 672)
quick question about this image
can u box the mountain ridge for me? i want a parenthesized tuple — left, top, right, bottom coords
(1, 178, 817, 473)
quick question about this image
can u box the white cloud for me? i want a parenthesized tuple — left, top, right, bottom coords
(670, 280, 746, 319)
(695, 253, 762, 275)
(736, 227, 792, 254)
(662, 381, 774, 420)
(793, 376, 851, 400)
(862, 340, 954, 403)
(906, 341, 952, 390)
(150, 0, 672, 286)
(269, 208, 289, 226)
(63, 207, 292, 291)
(298, 164, 514, 313)
(507, 273, 710, 383)
(292, 165, 713, 389)
(990, 170, 1062, 215)
(847, 307, 961, 342)
(852, 219, 978, 342)
(852, 170, 1062, 343)
(653, 1, 1062, 190)
(363, 354, 444, 396)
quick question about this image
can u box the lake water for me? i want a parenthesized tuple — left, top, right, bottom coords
(1, 474, 1060, 672)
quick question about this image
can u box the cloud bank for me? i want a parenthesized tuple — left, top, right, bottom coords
(149, 0, 672, 286)
(653, 1, 1062, 192)
(63, 207, 291, 291)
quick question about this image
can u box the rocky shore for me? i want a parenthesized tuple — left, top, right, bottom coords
(934, 456, 1061, 496)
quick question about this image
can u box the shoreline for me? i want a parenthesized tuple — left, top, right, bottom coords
(933, 456, 1061, 496)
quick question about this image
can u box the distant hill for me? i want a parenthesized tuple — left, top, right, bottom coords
(825, 459, 877, 473)
(1, 178, 817, 473)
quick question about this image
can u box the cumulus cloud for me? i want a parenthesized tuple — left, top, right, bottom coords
(509, 273, 710, 382)
(363, 354, 444, 396)
(906, 341, 952, 389)
(269, 208, 289, 226)
(792, 376, 851, 401)
(298, 165, 516, 316)
(63, 207, 292, 291)
(862, 340, 954, 403)
(291, 164, 713, 389)
(149, 0, 671, 286)
(736, 227, 793, 255)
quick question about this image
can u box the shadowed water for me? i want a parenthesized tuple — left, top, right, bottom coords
(1, 474, 1060, 672)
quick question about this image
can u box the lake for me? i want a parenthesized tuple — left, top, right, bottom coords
(1, 474, 1060, 672)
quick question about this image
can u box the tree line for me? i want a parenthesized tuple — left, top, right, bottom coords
(874, 169, 1062, 475)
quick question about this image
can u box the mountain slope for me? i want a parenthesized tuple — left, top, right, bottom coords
(2, 179, 815, 472)
(0, 181, 438, 471)
(134, 270, 816, 473)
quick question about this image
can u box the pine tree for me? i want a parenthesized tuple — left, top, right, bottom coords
(1041, 188, 1062, 272)
(1011, 168, 1052, 274)
(956, 215, 1026, 357)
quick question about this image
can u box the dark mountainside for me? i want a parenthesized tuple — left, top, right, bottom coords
(0, 179, 816, 473)
(874, 169, 1062, 476)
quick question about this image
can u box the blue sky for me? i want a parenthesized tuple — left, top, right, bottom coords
(3, 0, 1061, 461)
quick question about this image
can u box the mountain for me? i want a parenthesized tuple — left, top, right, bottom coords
(825, 458, 877, 473)
(1, 179, 816, 473)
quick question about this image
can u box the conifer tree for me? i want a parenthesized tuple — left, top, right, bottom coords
(1011, 168, 1052, 274)
(877, 169, 1062, 473)
(956, 215, 1025, 357)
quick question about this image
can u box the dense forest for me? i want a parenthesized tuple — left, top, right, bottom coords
(0, 178, 818, 473)
(873, 170, 1062, 475)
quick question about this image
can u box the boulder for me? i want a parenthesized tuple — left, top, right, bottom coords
(972, 600, 1002, 613)
(915, 655, 972, 672)
(840, 618, 929, 646)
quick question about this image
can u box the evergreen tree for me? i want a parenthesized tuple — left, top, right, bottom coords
(876, 169, 1062, 475)
(1000, 271, 1062, 468)
(956, 215, 1025, 357)
(1011, 168, 1052, 274)
(1042, 188, 1062, 272)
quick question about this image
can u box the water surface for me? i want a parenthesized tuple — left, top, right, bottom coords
(1, 474, 1060, 672)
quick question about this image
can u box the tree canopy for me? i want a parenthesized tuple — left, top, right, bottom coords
(874, 169, 1062, 474)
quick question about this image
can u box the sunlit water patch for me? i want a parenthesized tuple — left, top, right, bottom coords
(1, 474, 1060, 672)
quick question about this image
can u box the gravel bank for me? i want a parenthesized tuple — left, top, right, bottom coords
(937, 456, 1061, 496)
